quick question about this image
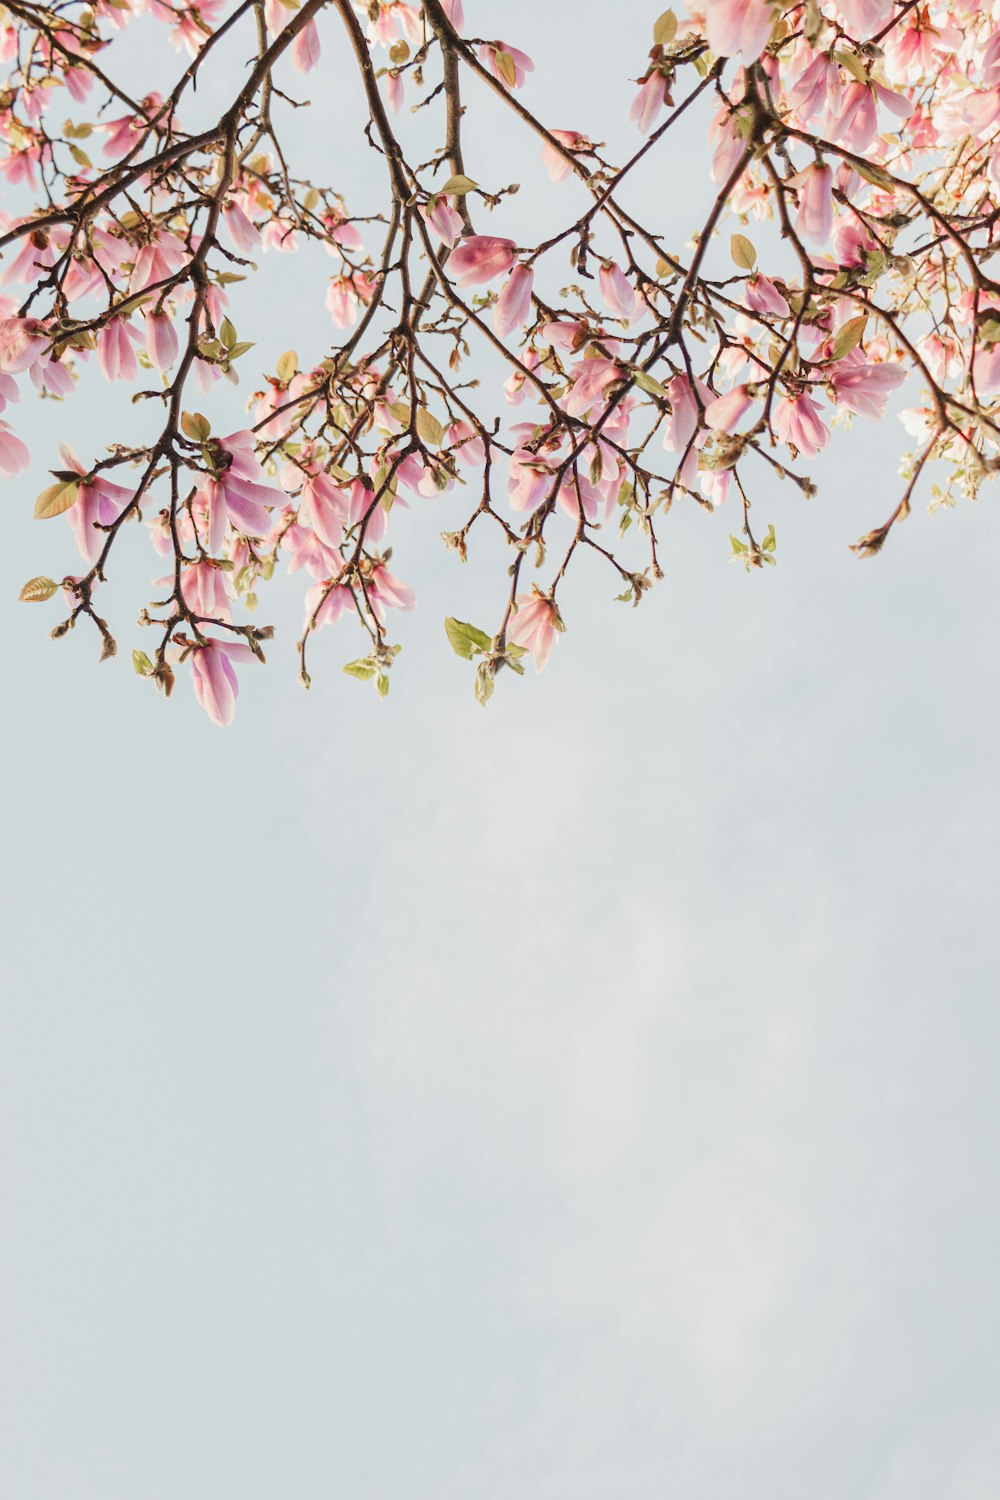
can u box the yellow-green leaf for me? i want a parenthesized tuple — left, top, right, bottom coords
(730, 233, 757, 270)
(275, 349, 298, 383)
(830, 315, 867, 361)
(19, 575, 58, 601)
(653, 9, 677, 45)
(181, 410, 211, 441)
(416, 408, 444, 446)
(494, 49, 518, 88)
(34, 479, 79, 520)
(439, 174, 478, 197)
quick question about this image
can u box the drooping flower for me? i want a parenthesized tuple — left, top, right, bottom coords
(703, 0, 775, 62)
(448, 236, 517, 286)
(493, 263, 534, 337)
(507, 591, 561, 673)
(189, 638, 258, 728)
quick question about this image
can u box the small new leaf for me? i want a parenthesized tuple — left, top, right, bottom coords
(180, 410, 211, 441)
(439, 174, 478, 197)
(19, 575, 58, 601)
(653, 9, 677, 44)
(343, 658, 376, 680)
(34, 480, 79, 520)
(445, 616, 492, 659)
(730, 233, 757, 270)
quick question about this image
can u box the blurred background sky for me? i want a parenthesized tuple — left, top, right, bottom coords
(3, 3, 1000, 1497)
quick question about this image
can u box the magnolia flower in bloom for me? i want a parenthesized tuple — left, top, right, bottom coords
(202, 432, 284, 553)
(793, 162, 834, 244)
(704, 0, 775, 62)
(744, 274, 790, 318)
(59, 444, 133, 562)
(508, 592, 561, 673)
(292, 18, 321, 73)
(830, 360, 907, 419)
(422, 195, 463, 246)
(303, 578, 353, 632)
(0, 419, 29, 476)
(368, 564, 415, 621)
(479, 40, 534, 90)
(540, 129, 590, 183)
(773, 394, 830, 458)
(600, 261, 639, 321)
(630, 72, 669, 134)
(705, 384, 756, 433)
(145, 311, 179, 370)
(448, 236, 517, 286)
(493, 263, 534, 337)
(189, 639, 258, 728)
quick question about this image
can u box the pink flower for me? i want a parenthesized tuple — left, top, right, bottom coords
(298, 471, 348, 549)
(423, 196, 463, 246)
(629, 73, 668, 134)
(744, 274, 790, 318)
(0, 419, 29, 476)
(541, 129, 589, 183)
(600, 261, 639, 321)
(447, 420, 486, 466)
(837, 0, 894, 37)
(830, 360, 907, 418)
(291, 18, 321, 73)
(222, 200, 260, 254)
(508, 450, 553, 513)
(145, 311, 179, 369)
(303, 578, 352, 631)
(773, 393, 829, 457)
(493, 263, 534, 337)
(203, 431, 284, 553)
(58, 444, 133, 562)
(448, 236, 517, 286)
(508, 592, 560, 673)
(793, 162, 834, 244)
(479, 40, 534, 89)
(368, 564, 415, 620)
(189, 639, 258, 728)
(97, 318, 140, 383)
(704, 383, 755, 432)
(704, 0, 775, 61)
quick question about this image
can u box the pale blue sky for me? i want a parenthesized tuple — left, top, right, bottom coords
(3, 4, 1000, 1497)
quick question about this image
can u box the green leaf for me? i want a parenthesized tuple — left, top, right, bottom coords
(132, 649, 153, 675)
(761, 523, 777, 552)
(474, 661, 495, 705)
(181, 410, 211, 441)
(34, 479, 79, 520)
(653, 9, 677, 44)
(633, 369, 668, 398)
(730, 233, 757, 270)
(439, 174, 478, 197)
(416, 408, 444, 447)
(376, 672, 390, 698)
(444, 616, 492, 659)
(343, 659, 376, 680)
(219, 316, 237, 350)
(830, 315, 867, 361)
(493, 49, 518, 88)
(275, 349, 298, 383)
(729, 534, 748, 554)
(19, 575, 58, 601)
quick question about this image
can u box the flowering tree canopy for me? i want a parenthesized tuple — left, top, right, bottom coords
(3, 0, 998, 722)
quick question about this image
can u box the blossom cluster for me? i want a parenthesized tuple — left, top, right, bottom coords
(3, 0, 999, 722)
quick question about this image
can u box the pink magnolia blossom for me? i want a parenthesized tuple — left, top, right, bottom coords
(59, 444, 133, 562)
(303, 578, 353, 631)
(145, 311, 179, 369)
(0, 419, 29, 476)
(704, 384, 755, 433)
(793, 163, 834, 244)
(507, 592, 560, 673)
(600, 261, 639, 321)
(447, 420, 486, 466)
(222, 200, 260, 253)
(744, 274, 790, 318)
(541, 129, 590, 183)
(203, 432, 284, 553)
(479, 40, 534, 90)
(368, 564, 415, 620)
(292, 19, 321, 73)
(508, 449, 553, 513)
(704, 0, 775, 61)
(630, 73, 668, 134)
(97, 318, 140, 383)
(773, 393, 830, 457)
(448, 236, 517, 286)
(493, 263, 534, 337)
(189, 639, 258, 728)
(830, 360, 907, 419)
(422, 196, 463, 246)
